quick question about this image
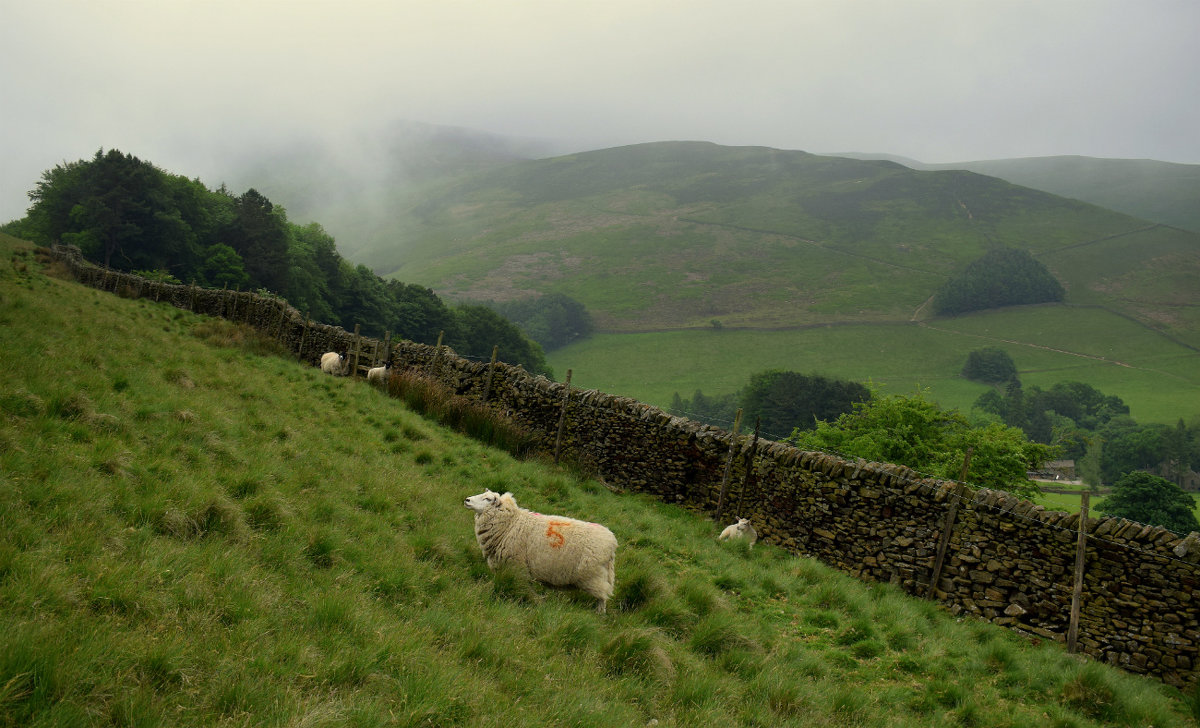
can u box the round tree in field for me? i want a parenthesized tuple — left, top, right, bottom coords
(1096, 471, 1199, 534)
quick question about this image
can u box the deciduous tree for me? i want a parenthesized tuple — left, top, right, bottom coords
(1096, 471, 1199, 534)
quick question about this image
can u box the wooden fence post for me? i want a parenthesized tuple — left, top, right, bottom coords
(189, 280, 197, 311)
(553, 369, 573, 465)
(277, 300, 289, 339)
(482, 345, 499, 403)
(350, 324, 362, 379)
(735, 416, 761, 518)
(926, 482, 967, 600)
(1067, 492, 1091, 654)
(958, 446, 975, 483)
(715, 409, 744, 521)
(297, 315, 311, 362)
(382, 331, 392, 363)
(431, 331, 444, 377)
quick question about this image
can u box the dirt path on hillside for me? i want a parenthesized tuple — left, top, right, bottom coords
(914, 320, 1132, 365)
(914, 320, 1197, 384)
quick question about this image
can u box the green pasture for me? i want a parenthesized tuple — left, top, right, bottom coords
(8, 234, 1198, 726)
(1033, 488, 1200, 526)
(548, 305, 1200, 431)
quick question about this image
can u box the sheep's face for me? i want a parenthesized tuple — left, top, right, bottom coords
(737, 518, 752, 531)
(464, 490, 502, 513)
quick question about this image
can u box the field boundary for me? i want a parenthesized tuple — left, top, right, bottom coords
(47, 243, 1200, 689)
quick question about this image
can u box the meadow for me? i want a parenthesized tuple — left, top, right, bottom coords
(2, 235, 1197, 727)
(547, 304, 1200, 433)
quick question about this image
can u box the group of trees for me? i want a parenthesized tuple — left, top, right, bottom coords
(671, 372, 1047, 494)
(933, 247, 1064, 316)
(969, 367, 1199, 488)
(1096, 471, 1199, 534)
(669, 370, 868, 438)
(962, 347, 1200, 532)
(961, 346, 1019, 384)
(790, 388, 1053, 498)
(8, 149, 551, 374)
(486, 292, 594, 352)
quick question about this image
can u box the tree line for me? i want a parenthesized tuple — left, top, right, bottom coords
(671, 371, 1051, 496)
(961, 346, 1199, 532)
(963, 346, 1199, 488)
(5, 149, 554, 374)
(933, 247, 1064, 316)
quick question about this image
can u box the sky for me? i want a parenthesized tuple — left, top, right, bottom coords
(2, 0, 1199, 223)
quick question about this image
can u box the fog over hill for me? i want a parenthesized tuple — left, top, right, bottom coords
(235, 139, 1193, 349)
(842, 153, 1200, 234)
(4, 2, 1199, 225)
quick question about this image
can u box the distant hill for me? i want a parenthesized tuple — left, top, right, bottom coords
(214, 120, 566, 261)
(845, 153, 1200, 234)
(339, 141, 1199, 348)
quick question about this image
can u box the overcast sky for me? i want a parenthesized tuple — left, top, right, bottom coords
(3, 0, 1198, 222)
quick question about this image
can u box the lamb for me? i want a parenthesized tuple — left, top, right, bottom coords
(464, 489, 617, 613)
(367, 360, 392, 385)
(320, 351, 348, 376)
(718, 518, 758, 548)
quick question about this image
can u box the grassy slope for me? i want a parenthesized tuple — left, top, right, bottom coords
(920, 156, 1200, 235)
(2, 236, 1196, 726)
(349, 142, 1200, 425)
(366, 142, 1199, 340)
(548, 304, 1200, 429)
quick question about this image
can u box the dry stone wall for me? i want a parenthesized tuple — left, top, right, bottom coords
(50, 244, 1200, 688)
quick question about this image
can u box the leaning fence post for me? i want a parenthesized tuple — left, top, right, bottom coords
(350, 324, 362, 379)
(715, 408, 744, 521)
(482, 345, 499, 403)
(272, 299, 286, 340)
(431, 331, 444, 378)
(297, 314, 311, 362)
(926, 482, 967, 600)
(735, 416, 761, 518)
(553, 369, 573, 465)
(1067, 492, 1090, 654)
(958, 446, 975, 483)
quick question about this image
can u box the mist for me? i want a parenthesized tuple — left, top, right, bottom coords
(3, 0, 1199, 224)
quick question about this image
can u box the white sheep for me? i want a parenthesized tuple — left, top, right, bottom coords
(367, 360, 392, 385)
(718, 518, 758, 548)
(464, 490, 617, 613)
(320, 351, 348, 376)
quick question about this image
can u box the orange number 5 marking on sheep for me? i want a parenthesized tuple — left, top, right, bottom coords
(546, 521, 570, 548)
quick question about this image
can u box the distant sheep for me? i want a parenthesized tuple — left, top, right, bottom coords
(320, 351, 348, 376)
(464, 490, 617, 613)
(718, 518, 758, 548)
(367, 360, 392, 385)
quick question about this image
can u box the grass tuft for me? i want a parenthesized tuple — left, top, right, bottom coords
(600, 628, 675, 680)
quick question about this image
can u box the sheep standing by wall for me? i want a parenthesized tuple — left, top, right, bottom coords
(367, 360, 392, 386)
(464, 490, 617, 613)
(719, 518, 758, 548)
(320, 351, 348, 376)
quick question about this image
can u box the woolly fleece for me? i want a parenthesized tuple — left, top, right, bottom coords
(465, 490, 617, 613)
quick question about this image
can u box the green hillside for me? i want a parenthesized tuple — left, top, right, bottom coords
(4, 237, 1197, 726)
(547, 304, 1200, 430)
(919, 156, 1200, 235)
(360, 142, 1199, 345)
